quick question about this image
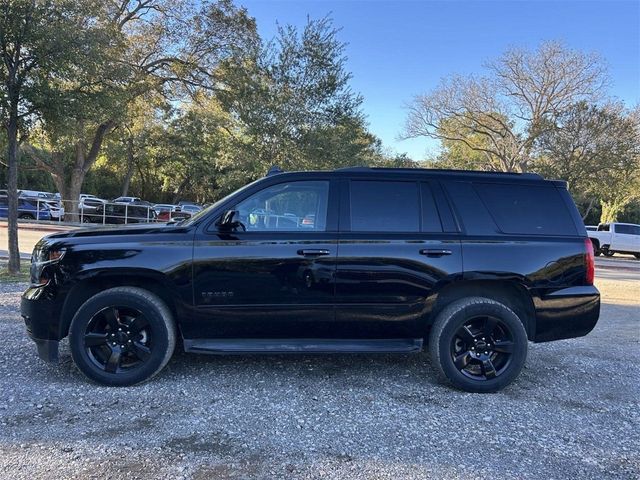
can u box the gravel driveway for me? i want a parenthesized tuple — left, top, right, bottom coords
(0, 276, 638, 479)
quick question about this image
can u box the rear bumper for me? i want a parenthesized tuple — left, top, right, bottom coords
(532, 285, 600, 342)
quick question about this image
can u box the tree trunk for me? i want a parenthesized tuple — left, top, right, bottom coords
(40, 121, 116, 223)
(6, 102, 21, 273)
(122, 136, 135, 196)
(171, 177, 190, 204)
(581, 198, 596, 221)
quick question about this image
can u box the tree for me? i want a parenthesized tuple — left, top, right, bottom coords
(403, 41, 607, 171)
(0, 0, 107, 272)
(535, 102, 640, 222)
(218, 16, 377, 176)
(25, 0, 257, 219)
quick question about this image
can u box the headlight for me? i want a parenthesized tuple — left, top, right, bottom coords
(32, 244, 65, 264)
(30, 246, 65, 286)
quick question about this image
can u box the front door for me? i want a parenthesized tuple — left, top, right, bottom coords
(187, 179, 338, 339)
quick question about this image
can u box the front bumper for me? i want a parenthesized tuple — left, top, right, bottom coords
(21, 285, 61, 363)
(533, 285, 601, 342)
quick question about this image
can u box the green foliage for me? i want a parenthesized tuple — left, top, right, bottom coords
(535, 102, 640, 222)
(2, 3, 385, 206)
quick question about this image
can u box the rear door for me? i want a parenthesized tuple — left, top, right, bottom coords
(334, 178, 462, 338)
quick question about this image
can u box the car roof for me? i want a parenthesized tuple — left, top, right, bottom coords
(263, 166, 565, 185)
(333, 166, 542, 179)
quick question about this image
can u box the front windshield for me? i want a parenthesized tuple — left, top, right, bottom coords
(180, 178, 263, 226)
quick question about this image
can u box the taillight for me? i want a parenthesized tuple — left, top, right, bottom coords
(584, 238, 595, 285)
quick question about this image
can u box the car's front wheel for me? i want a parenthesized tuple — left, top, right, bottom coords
(69, 287, 176, 386)
(428, 297, 528, 393)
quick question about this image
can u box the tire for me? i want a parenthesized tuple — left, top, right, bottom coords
(18, 213, 34, 220)
(634, 254, 640, 260)
(69, 287, 176, 386)
(603, 249, 614, 257)
(428, 297, 528, 393)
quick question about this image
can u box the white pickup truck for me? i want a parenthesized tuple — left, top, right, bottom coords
(587, 223, 640, 258)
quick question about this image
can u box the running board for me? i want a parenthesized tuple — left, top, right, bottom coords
(183, 338, 423, 354)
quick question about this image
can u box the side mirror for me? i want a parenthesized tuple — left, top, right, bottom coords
(217, 210, 246, 232)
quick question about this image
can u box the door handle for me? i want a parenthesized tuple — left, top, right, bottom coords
(419, 248, 452, 257)
(297, 249, 330, 257)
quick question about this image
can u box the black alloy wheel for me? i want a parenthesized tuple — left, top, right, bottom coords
(429, 297, 528, 393)
(450, 315, 515, 380)
(83, 306, 152, 374)
(69, 287, 176, 386)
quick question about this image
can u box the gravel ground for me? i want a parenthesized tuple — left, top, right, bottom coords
(0, 276, 638, 479)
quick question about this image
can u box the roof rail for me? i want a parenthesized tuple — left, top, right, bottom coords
(333, 166, 542, 179)
(266, 165, 284, 176)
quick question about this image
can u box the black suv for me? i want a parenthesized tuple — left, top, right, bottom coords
(21, 167, 599, 392)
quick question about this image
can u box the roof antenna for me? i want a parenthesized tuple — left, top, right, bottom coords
(267, 165, 283, 176)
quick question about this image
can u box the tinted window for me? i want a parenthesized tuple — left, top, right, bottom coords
(444, 181, 500, 235)
(615, 224, 640, 235)
(350, 181, 419, 232)
(235, 181, 329, 232)
(474, 183, 577, 236)
(420, 183, 443, 232)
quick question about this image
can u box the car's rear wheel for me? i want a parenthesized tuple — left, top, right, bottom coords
(18, 213, 34, 220)
(603, 249, 614, 257)
(428, 297, 528, 393)
(69, 287, 176, 386)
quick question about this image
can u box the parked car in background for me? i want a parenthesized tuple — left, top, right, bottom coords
(0, 197, 52, 221)
(113, 196, 142, 204)
(588, 222, 640, 258)
(157, 208, 192, 222)
(19, 191, 64, 221)
(85, 203, 157, 224)
(178, 204, 202, 215)
(153, 204, 175, 213)
(79, 193, 101, 202)
(79, 197, 108, 221)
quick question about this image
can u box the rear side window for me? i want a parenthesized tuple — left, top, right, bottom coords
(616, 224, 640, 235)
(474, 183, 577, 236)
(350, 181, 420, 232)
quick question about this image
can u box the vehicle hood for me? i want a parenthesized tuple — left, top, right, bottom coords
(36, 223, 192, 249)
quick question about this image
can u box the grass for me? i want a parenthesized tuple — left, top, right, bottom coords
(0, 262, 30, 283)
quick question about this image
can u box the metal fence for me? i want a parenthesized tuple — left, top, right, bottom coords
(6, 198, 183, 226)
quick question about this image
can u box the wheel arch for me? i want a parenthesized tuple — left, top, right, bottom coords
(428, 280, 536, 340)
(59, 269, 183, 340)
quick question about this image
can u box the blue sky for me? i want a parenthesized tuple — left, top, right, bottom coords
(238, 0, 640, 159)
